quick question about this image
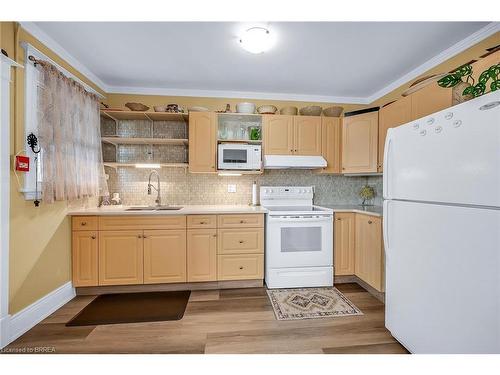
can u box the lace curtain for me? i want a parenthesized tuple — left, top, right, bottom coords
(36, 61, 108, 203)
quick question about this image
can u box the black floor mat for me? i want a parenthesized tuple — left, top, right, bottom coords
(66, 290, 191, 326)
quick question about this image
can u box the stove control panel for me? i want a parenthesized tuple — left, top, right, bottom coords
(260, 186, 314, 201)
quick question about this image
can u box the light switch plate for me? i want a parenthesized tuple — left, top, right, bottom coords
(227, 184, 237, 193)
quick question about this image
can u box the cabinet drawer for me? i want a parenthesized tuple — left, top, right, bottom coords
(72, 216, 98, 231)
(217, 214, 264, 228)
(217, 228, 264, 254)
(217, 254, 264, 280)
(98, 215, 186, 230)
(187, 215, 217, 229)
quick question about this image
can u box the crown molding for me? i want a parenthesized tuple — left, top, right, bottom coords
(19, 22, 109, 93)
(365, 22, 500, 103)
(104, 85, 369, 104)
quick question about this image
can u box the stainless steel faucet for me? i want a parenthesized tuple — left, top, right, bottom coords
(147, 170, 161, 206)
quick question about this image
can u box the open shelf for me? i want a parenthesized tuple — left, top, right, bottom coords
(102, 137, 188, 146)
(101, 110, 188, 122)
(103, 162, 188, 169)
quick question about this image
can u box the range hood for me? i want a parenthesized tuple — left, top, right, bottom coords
(264, 155, 327, 169)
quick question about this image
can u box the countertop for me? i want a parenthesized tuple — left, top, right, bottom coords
(320, 205, 383, 217)
(67, 205, 268, 216)
(68, 204, 382, 217)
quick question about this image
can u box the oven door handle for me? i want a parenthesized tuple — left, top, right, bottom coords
(268, 215, 332, 222)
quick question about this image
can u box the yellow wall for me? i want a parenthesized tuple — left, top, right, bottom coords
(1, 22, 105, 314)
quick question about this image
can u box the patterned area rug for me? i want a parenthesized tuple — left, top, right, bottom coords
(267, 287, 363, 321)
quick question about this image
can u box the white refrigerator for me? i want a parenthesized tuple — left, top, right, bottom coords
(383, 90, 500, 354)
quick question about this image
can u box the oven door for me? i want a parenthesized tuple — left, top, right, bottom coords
(218, 146, 250, 170)
(266, 215, 333, 268)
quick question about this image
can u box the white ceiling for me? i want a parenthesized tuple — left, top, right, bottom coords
(30, 22, 494, 103)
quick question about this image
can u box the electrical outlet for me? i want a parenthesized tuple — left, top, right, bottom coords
(227, 184, 237, 193)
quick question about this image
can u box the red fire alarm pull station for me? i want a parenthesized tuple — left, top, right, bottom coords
(15, 155, 30, 172)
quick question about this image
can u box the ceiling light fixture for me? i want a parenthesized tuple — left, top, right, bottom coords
(239, 27, 274, 54)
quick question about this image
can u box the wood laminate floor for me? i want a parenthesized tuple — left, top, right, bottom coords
(3, 283, 408, 354)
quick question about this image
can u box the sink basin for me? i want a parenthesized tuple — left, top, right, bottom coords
(125, 206, 183, 211)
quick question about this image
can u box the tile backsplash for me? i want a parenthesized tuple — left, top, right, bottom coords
(105, 167, 383, 207)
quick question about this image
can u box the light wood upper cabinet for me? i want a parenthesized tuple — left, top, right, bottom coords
(72, 231, 98, 287)
(99, 230, 144, 286)
(342, 111, 378, 173)
(187, 229, 217, 282)
(143, 230, 186, 284)
(378, 97, 412, 172)
(334, 213, 355, 276)
(189, 111, 217, 173)
(293, 116, 322, 155)
(354, 215, 384, 292)
(410, 84, 452, 120)
(318, 117, 341, 174)
(263, 115, 294, 155)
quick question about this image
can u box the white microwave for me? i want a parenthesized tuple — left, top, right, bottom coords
(218, 143, 262, 170)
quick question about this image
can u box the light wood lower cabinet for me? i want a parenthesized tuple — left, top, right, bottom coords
(218, 254, 264, 281)
(333, 213, 355, 276)
(71, 214, 264, 287)
(72, 231, 98, 287)
(187, 229, 217, 282)
(98, 230, 144, 286)
(143, 230, 187, 284)
(354, 215, 384, 292)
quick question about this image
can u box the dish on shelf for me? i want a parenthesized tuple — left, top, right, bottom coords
(188, 106, 209, 112)
(299, 105, 322, 116)
(323, 106, 344, 117)
(402, 73, 447, 97)
(257, 105, 278, 114)
(280, 106, 298, 115)
(236, 102, 256, 114)
(125, 102, 150, 111)
(153, 105, 167, 112)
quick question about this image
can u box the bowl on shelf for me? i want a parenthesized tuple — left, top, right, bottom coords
(299, 105, 322, 116)
(188, 106, 209, 112)
(402, 73, 447, 97)
(280, 106, 298, 115)
(125, 102, 150, 111)
(153, 105, 167, 112)
(236, 102, 256, 114)
(257, 105, 278, 114)
(323, 106, 344, 117)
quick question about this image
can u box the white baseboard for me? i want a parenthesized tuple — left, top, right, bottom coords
(1, 281, 75, 348)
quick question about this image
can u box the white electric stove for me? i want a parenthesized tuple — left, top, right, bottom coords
(260, 186, 334, 288)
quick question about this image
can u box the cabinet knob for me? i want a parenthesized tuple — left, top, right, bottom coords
(239, 240, 244, 244)
(200, 221, 206, 224)
(213, 234, 217, 238)
(240, 220, 245, 224)
(91, 236, 96, 239)
(143, 235, 148, 239)
(81, 222, 87, 226)
(336, 218, 341, 221)
(368, 220, 373, 224)
(239, 266, 244, 270)
(137, 235, 142, 238)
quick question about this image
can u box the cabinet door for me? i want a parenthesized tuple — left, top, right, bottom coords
(334, 213, 355, 276)
(189, 111, 216, 173)
(263, 115, 294, 155)
(410, 84, 452, 120)
(143, 230, 186, 284)
(318, 117, 341, 174)
(293, 116, 322, 155)
(354, 215, 384, 292)
(187, 229, 217, 282)
(342, 111, 378, 173)
(378, 97, 412, 172)
(99, 231, 143, 286)
(72, 231, 98, 287)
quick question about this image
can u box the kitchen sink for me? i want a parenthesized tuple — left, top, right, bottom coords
(125, 206, 183, 211)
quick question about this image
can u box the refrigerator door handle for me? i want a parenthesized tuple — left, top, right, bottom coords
(383, 130, 394, 199)
(383, 200, 390, 252)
